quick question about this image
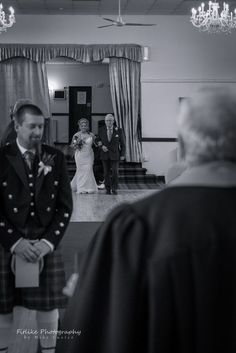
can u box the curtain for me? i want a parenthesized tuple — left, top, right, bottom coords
(109, 57, 141, 162)
(0, 44, 142, 63)
(0, 58, 52, 144)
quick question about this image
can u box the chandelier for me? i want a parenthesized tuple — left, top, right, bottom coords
(0, 3, 15, 34)
(191, 1, 236, 34)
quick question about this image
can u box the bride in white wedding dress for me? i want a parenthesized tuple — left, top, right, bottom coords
(70, 118, 98, 194)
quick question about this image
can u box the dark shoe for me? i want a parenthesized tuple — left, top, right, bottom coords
(106, 190, 111, 195)
(112, 190, 117, 195)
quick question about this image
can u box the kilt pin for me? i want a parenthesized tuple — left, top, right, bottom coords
(0, 142, 73, 314)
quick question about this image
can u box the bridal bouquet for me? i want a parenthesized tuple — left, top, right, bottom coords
(71, 135, 86, 151)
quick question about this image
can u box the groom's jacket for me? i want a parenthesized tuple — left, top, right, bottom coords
(0, 142, 72, 251)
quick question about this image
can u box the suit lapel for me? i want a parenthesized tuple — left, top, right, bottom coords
(6, 143, 29, 189)
(103, 127, 109, 144)
(35, 173, 44, 199)
(35, 146, 45, 199)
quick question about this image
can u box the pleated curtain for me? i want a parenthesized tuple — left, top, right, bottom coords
(109, 57, 142, 162)
(0, 44, 142, 63)
(0, 57, 52, 144)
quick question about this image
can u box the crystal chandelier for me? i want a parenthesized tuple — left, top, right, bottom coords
(191, 1, 236, 34)
(0, 3, 15, 34)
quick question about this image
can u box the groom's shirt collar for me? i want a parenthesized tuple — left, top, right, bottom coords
(16, 138, 36, 155)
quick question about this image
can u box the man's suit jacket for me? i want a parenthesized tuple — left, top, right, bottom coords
(0, 142, 73, 251)
(97, 126, 125, 161)
(58, 186, 236, 353)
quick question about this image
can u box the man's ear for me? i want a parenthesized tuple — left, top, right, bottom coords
(14, 119, 19, 132)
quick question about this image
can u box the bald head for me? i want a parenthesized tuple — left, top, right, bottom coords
(177, 87, 236, 165)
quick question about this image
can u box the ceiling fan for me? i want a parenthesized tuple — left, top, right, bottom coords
(98, 0, 156, 28)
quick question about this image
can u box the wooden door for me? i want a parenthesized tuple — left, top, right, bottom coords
(69, 86, 92, 142)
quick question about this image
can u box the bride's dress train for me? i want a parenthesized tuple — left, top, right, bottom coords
(71, 135, 98, 194)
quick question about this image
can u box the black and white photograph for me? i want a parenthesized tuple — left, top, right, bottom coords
(1, 0, 236, 352)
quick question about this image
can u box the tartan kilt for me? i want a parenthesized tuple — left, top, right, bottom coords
(0, 244, 68, 314)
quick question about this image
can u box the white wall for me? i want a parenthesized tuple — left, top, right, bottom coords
(47, 62, 112, 114)
(2, 15, 236, 175)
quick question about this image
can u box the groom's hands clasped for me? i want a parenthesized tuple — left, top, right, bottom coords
(14, 238, 51, 262)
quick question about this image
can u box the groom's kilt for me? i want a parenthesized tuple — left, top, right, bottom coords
(0, 244, 68, 314)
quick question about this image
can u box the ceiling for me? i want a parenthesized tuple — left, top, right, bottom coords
(3, 0, 236, 16)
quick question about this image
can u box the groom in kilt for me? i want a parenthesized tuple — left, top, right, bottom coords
(0, 99, 72, 353)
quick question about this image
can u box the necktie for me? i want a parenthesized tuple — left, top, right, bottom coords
(23, 151, 35, 170)
(107, 128, 112, 142)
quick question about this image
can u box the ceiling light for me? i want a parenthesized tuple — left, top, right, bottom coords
(191, 1, 236, 34)
(0, 3, 15, 34)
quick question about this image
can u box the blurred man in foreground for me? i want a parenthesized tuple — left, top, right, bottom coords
(57, 87, 236, 353)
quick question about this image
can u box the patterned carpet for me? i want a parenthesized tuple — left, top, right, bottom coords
(118, 182, 163, 190)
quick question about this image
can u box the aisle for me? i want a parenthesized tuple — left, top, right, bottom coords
(71, 188, 159, 222)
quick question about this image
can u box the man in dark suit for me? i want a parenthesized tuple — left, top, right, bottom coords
(97, 114, 125, 194)
(57, 87, 236, 353)
(0, 100, 72, 353)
